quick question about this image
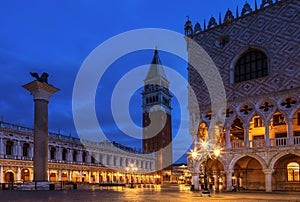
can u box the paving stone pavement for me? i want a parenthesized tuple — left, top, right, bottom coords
(1, 184, 300, 202)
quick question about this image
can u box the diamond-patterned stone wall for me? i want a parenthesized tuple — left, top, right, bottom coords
(188, 0, 300, 108)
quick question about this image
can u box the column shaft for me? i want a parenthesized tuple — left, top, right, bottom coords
(225, 170, 233, 191)
(17, 167, 21, 182)
(34, 99, 49, 181)
(58, 170, 62, 181)
(69, 170, 72, 182)
(0, 166, 3, 183)
(225, 129, 231, 149)
(287, 118, 293, 145)
(23, 80, 59, 183)
(192, 175, 199, 190)
(265, 123, 270, 147)
(263, 169, 273, 192)
(244, 125, 250, 148)
(0, 138, 4, 155)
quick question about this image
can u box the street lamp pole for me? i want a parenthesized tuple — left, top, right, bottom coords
(130, 172, 133, 188)
(202, 158, 210, 195)
(125, 162, 138, 189)
(189, 140, 221, 196)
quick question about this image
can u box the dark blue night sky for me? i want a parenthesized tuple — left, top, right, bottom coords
(0, 0, 255, 163)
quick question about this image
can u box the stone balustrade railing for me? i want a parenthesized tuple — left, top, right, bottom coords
(220, 137, 300, 150)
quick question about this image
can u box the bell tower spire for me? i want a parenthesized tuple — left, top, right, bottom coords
(142, 48, 172, 183)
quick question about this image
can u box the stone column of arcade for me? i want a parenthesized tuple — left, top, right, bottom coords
(23, 75, 59, 189)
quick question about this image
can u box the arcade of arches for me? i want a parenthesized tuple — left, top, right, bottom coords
(0, 165, 155, 185)
(189, 106, 300, 192)
(191, 153, 300, 192)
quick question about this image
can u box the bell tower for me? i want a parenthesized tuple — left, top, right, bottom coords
(142, 48, 172, 183)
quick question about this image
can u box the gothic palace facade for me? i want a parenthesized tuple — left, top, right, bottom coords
(186, 0, 300, 192)
(0, 122, 156, 184)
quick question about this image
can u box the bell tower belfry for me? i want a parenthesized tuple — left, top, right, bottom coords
(142, 48, 172, 182)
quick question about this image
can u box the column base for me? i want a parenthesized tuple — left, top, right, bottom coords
(201, 189, 211, 197)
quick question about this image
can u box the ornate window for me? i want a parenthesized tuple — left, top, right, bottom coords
(73, 150, 77, 162)
(62, 148, 67, 161)
(82, 151, 86, 163)
(50, 147, 56, 160)
(23, 143, 30, 157)
(234, 49, 268, 83)
(287, 162, 300, 182)
(6, 140, 13, 155)
(254, 117, 264, 128)
(273, 114, 285, 126)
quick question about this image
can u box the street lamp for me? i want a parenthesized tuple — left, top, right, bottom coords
(125, 162, 138, 188)
(190, 139, 221, 196)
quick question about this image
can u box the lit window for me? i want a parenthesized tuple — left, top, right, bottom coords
(287, 162, 300, 182)
(234, 49, 268, 83)
(273, 114, 285, 126)
(254, 118, 264, 128)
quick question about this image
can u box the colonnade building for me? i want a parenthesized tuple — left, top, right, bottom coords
(186, 0, 300, 192)
(0, 121, 156, 184)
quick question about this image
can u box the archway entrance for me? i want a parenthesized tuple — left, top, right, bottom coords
(49, 172, 57, 182)
(205, 159, 224, 191)
(91, 172, 96, 183)
(125, 175, 129, 184)
(106, 174, 110, 183)
(61, 171, 68, 181)
(99, 174, 103, 183)
(21, 169, 30, 182)
(82, 172, 88, 183)
(273, 154, 300, 191)
(4, 171, 14, 183)
(233, 156, 264, 190)
(119, 176, 123, 183)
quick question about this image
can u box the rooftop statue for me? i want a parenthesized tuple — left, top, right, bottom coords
(30, 72, 49, 84)
(184, 16, 193, 35)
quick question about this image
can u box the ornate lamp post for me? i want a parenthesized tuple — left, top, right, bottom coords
(190, 139, 221, 196)
(125, 162, 138, 188)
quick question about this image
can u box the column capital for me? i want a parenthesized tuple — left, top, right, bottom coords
(191, 171, 200, 175)
(243, 122, 250, 128)
(224, 169, 234, 175)
(224, 125, 231, 131)
(23, 81, 59, 101)
(263, 169, 274, 175)
(286, 117, 293, 123)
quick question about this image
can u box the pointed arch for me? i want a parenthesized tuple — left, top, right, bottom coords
(256, 98, 277, 122)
